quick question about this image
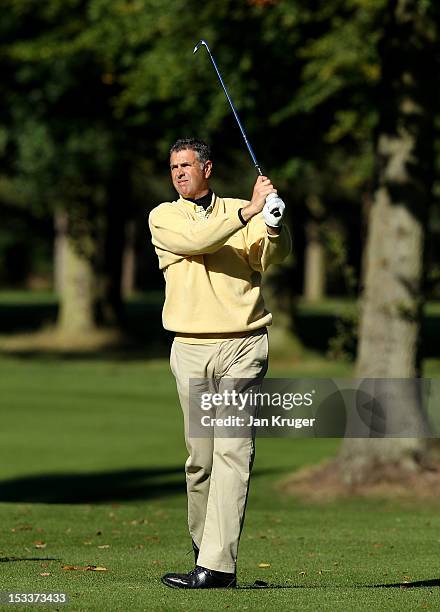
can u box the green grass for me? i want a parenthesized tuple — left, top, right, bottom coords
(0, 289, 438, 609)
(1, 355, 440, 611)
(2, 499, 440, 611)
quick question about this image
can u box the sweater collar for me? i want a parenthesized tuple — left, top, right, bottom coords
(185, 189, 213, 209)
(180, 190, 215, 210)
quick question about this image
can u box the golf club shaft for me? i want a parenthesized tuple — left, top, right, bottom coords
(194, 40, 263, 176)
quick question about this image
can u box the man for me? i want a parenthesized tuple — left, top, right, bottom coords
(149, 138, 290, 589)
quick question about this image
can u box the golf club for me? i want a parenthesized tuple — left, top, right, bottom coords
(193, 40, 281, 217)
(193, 39, 263, 175)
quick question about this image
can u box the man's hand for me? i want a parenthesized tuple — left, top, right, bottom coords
(240, 176, 277, 222)
(263, 193, 285, 232)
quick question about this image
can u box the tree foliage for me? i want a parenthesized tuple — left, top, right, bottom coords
(1, 0, 439, 316)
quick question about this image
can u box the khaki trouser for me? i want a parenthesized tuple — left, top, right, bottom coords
(170, 329, 269, 573)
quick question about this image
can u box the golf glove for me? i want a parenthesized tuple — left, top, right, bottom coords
(263, 193, 285, 228)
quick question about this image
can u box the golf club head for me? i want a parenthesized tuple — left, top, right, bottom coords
(193, 39, 209, 55)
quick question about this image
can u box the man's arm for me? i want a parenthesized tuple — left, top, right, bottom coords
(149, 175, 276, 257)
(246, 218, 291, 272)
(240, 179, 291, 272)
(148, 204, 243, 256)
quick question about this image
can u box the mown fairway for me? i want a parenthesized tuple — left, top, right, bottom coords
(1, 354, 440, 611)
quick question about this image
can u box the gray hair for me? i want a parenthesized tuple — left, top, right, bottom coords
(169, 138, 211, 166)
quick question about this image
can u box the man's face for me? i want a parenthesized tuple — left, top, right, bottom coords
(170, 149, 212, 200)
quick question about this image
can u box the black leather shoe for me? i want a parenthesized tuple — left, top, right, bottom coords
(161, 565, 236, 589)
(192, 540, 199, 564)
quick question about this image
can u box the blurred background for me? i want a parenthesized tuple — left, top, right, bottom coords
(1, 0, 439, 498)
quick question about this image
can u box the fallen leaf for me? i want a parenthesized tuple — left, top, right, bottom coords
(97, 545, 110, 549)
(373, 543, 384, 548)
(62, 565, 81, 571)
(144, 535, 160, 543)
(40, 572, 51, 577)
(34, 541, 47, 549)
(258, 563, 271, 568)
(86, 565, 108, 572)
(130, 519, 145, 526)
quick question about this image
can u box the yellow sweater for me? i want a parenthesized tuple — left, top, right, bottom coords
(148, 193, 291, 342)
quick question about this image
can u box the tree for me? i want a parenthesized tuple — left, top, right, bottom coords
(1, 1, 132, 334)
(266, 1, 379, 304)
(274, 0, 440, 496)
(339, 0, 439, 484)
(2, 0, 307, 338)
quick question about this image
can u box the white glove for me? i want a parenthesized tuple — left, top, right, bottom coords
(263, 193, 285, 227)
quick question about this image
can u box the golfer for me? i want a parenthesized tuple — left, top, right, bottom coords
(149, 138, 291, 588)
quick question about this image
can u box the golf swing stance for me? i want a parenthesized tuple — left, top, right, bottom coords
(149, 138, 290, 588)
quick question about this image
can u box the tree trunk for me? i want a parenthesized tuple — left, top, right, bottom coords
(57, 234, 96, 334)
(122, 219, 136, 298)
(53, 209, 68, 295)
(338, 0, 435, 484)
(56, 201, 99, 335)
(303, 219, 326, 302)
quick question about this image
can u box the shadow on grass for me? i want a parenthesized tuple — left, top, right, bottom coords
(0, 466, 278, 504)
(371, 578, 440, 588)
(236, 578, 440, 589)
(0, 467, 185, 504)
(0, 344, 173, 362)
